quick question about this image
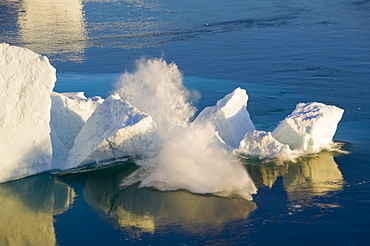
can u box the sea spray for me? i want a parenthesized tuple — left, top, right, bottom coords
(115, 58, 197, 137)
(121, 122, 257, 200)
(117, 58, 257, 200)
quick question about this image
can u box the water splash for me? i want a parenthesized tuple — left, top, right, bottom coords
(115, 58, 197, 137)
(122, 122, 257, 200)
(116, 58, 257, 200)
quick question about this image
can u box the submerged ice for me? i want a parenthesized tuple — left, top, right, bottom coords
(0, 44, 344, 200)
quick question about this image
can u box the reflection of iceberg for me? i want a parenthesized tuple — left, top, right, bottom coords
(246, 152, 344, 200)
(17, 0, 86, 61)
(283, 154, 344, 201)
(0, 174, 75, 245)
(83, 167, 256, 237)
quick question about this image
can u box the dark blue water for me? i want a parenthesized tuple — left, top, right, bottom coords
(1, 0, 370, 245)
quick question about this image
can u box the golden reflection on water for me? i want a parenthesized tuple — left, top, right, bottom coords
(4, 0, 166, 61)
(83, 171, 257, 238)
(14, 0, 87, 61)
(0, 174, 75, 246)
(247, 152, 344, 201)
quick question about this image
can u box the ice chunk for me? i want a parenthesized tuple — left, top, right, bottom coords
(0, 43, 55, 183)
(195, 87, 255, 148)
(272, 102, 344, 152)
(50, 92, 103, 169)
(236, 130, 293, 159)
(64, 94, 161, 170)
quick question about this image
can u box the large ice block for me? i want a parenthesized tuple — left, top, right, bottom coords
(195, 87, 255, 148)
(64, 94, 161, 170)
(0, 43, 56, 183)
(272, 102, 344, 152)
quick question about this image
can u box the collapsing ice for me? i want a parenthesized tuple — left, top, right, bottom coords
(0, 44, 344, 200)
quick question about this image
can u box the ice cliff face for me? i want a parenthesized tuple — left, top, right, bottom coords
(0, 43, 56, 183)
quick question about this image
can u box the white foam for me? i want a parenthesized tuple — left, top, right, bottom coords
(115, 58, 197, 137)
(195, 87, 255, 148)
(122, 122, 257, 200)
(0, 43, 55, 183)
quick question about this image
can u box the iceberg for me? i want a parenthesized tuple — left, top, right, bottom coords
(0, 43, 55, 183)
(272, 102, 344, 152)
(64, 94, 161, 170)
(0, 44, 345, 202)
(50, 92, 103, 169)
(195, 87, 255, 148)
(235, 102, 344, 160)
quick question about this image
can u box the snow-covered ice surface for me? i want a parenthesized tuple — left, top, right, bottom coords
(50, 92, 103, 169)
(64, 94, 161, 170)
(195, 87, 255, 148)
(0, 43, 55, 183)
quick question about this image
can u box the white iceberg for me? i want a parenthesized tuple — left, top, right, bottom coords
(236, 130, 293, 160)
(195, 87, 255, 148)
(272, 102, 344, 152)
(50, 92, 103, 169)
(0, 43, 55, 183)
(64, 94, 161, 170)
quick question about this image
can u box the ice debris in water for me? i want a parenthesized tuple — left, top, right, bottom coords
(0, 43, 55, 183)
(0, 43, 345, 200)
(236, 130, 293, 160)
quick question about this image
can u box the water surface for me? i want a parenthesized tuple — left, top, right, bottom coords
(1, 0, 370, 245)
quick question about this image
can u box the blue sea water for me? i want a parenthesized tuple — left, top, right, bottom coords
(1, 0, 370, 245)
